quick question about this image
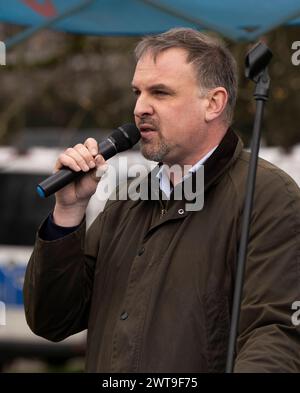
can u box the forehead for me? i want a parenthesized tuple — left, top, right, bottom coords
(132, 48, 197, 87)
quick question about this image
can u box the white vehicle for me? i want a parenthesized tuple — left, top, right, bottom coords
(0, 140, 154, 370)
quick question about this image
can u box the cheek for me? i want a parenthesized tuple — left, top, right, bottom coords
(158, 102, 204, 139)
(167, 109, 204, 131)
(159, 103, 190, 127)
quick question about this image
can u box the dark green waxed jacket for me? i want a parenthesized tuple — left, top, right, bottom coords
(24, 129, 300, 372)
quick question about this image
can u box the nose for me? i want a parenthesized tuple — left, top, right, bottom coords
(133, 93, 154, 118)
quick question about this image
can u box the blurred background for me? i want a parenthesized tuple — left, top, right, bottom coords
(0, 24, 299, 149)
(0, 0, 299, 373)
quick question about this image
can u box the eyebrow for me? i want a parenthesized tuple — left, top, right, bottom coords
(131, 83, 175, 92)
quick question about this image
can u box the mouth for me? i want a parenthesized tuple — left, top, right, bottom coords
(140, 128, 157, 141)
(139, 124, 157, 133)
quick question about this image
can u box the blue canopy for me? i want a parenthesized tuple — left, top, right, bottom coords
(0, 0, 299, 47)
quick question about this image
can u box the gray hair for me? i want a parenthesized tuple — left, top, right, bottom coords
(134, 28, 238, 125)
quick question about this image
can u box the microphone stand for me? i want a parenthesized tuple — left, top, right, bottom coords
(225, 42, 273, 373)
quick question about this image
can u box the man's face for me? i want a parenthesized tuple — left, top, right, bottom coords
(132, 48, 210, 166)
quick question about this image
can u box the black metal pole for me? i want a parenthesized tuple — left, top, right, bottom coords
(226, 98, 265, 373)
(225, 43, 272, 373)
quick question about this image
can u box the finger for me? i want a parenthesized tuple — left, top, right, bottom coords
(62, 148, 89, 172)
(54, 153, 82, 173)
(73, 144, 96, 170)
(95, 154, 106, 167)
(84, 138, 99, 157)
(88, 155, 107, 180)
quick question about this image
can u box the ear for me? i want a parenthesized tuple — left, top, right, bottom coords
(204, 87, 228, 122)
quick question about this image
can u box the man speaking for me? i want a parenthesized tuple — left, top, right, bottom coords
(23, 28, 300, 372)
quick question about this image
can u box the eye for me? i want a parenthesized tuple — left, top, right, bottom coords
(132, 89, 140, 96)
(154, 90, 168, 96)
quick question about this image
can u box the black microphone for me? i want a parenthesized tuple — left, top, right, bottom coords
(36, 123, 140, 198)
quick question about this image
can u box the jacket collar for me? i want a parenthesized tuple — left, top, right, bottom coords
(202, 127, 243, 191)
(151, 127, 243, 196)
(128, 127, 243, 206)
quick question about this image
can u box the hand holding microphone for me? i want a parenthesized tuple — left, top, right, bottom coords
(52, 137, 106, 226)
(37, 123, 140, 227)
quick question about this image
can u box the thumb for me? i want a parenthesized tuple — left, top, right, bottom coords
(94, 155, 108, 180)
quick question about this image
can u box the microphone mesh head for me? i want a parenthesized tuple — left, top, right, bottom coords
(111, 123, 140, 152)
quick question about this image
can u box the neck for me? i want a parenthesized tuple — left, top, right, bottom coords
(162, 124, 228, 186)
(164, 146, 221, 187)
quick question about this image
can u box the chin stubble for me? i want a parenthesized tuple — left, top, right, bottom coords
(140, 136, 171, 162)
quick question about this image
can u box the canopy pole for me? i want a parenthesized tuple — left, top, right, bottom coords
(5, 0, 95, 50)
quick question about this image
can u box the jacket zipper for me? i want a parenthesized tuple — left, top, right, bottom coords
(160, 208, 167, 218)
(160, 199, 169, 218)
